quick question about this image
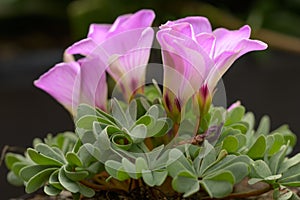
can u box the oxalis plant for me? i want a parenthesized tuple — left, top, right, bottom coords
(3, 9, 300, 200)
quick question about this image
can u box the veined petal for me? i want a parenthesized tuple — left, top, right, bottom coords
(119, 9, 155, 29)
(207, 37, 267, 91)
(107, 9, 155, 38)
(160, 22, 195, 38)
(87, 24, 111, 43)
(196, 33, 216, 57)
(206, 51, 238, 92)
(172, 16, 212, 34)
(213, 25, 251, 58)
(78, 58, 107, 111)
(235, 38, 268, 57)
(157, 30, 213, 104)
(107, 28, 154, 101)
(93, 28, 151, 64)
(34, 62, 80, 113)
(66, 38, 97, 56)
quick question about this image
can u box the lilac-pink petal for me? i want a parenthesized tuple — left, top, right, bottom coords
(173, 16, 212, 34)
(66, 38, 97, 56)
(160, 22, 195, 38)
(195, 33, 216, 57)
(213, 25, 252, 58)
(107, 27, 154, 101)
(106, 9, 155, 38)
(34, 62, 80, 113)
(87, 24, 111, 43)
(235, 38, 268, 57)
(206, 51, 239, 92)
(78, 58, 107, 110)
(157, 30, 213, 104)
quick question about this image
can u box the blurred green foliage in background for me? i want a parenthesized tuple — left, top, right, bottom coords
(1, 0, 300, 53)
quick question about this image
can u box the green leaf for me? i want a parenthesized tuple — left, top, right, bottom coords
(95, 129, 111, 151)
(76, 115, 114, 130)
(198, 150, 222, 176)
(85, 161, 104, 175)
(126, 99, 137, 126)
(279, 153, 300, 174)
(268, 143, 290, 174)
(167, 149, 195, 177)
(5, 153, 26, 170)
(20, 165, 54, 182)
(273, 125, 297, 147)
(142, 169, 168, 187)
(135, 157, 148, 173)
(105, 160, 130, 181)
(58, 167, 80, 193)
(76, 104, 99, 121)
(49, 170, 63, 190)
(276, 188, 294, 200)
(248, 178, 263, 185)
(256, 115, 270, 135)
(146, 105, 160, 119)
(44, 184, 61, 196)
(35, 143, 65, 164)
(247, 135, 266, 159)
(76, 128, 97, 144)
(129, 124, 147, 143)
(25, 167, 57, 193)
(265, 174, 282, 181)
(229, 122, 249, 134)
(111, 98, 129, 128)
(134, 115, 152, 126)
(222, 136, 239, 153)
(66, 152, 83, 167)
(201, 171, 234, 198)
(251, 160, 272, 179)
(194, 141, 216, 176)
(203, 155, 250, 177)
(64, 165, 89, 181)
(11, 162, 28, 178)
(152, 170, 168, 186)
(122, 158, 139, 179)
(221, 162, 249, 183)
(267, 133, 285, 156)
(172, 171, 199, 197)
(147, 118, 170, 137)
(7, 171, 24, 186)
(78, 183, 95, 198)
(225, 106, 245, 125)
(243, 112, 255, 132)
(27, 148, 63, 166)
(144, 83, 161, 102)
(111, 133, 132, 150)
(280, 163, 300, 186)
(235, 134, 247, 150)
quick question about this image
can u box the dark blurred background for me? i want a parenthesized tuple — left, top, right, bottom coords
(0, 0, 300, 199)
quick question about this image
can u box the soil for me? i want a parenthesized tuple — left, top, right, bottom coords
(10, 188, 300, 200)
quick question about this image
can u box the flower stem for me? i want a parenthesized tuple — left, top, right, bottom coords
(173, 122, 179, 137)
(193, 116, 201, 135)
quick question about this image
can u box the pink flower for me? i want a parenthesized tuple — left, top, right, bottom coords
(157, 17, 267, 122)
(34, 57, 107, 115)
(67, 9, 155, 102)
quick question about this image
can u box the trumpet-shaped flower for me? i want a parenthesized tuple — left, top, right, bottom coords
(157, 17, 267, 123)
(34, 57, 107, 116)
(67, 9, 155, 102)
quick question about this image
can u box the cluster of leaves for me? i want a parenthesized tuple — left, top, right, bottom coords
(4, 86, 300, 199)
(5, 132, 104, 199)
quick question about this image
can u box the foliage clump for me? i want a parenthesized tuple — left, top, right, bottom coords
(4, 86, 300, 199)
